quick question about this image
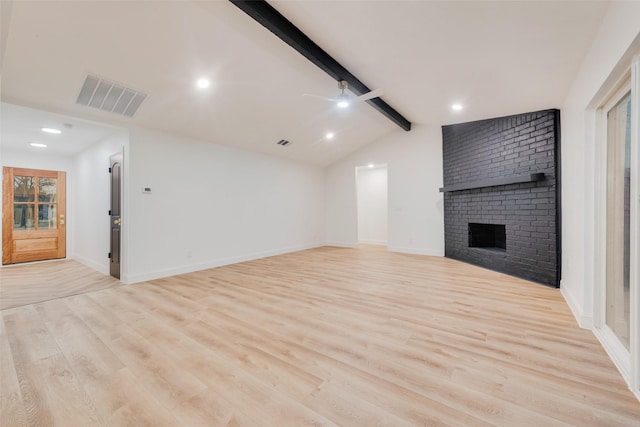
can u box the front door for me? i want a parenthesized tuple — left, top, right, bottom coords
(109, 153, 122, 279)
(2, 167, 66, 264)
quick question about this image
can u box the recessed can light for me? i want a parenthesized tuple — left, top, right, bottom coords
(368, 163, 375, 168)
(451, 103, 463, 111)
(41, 127, 61, 134)
(326, 132, 335, 140)
(196, 78, 210, 89)
(30, 143, 47, 148)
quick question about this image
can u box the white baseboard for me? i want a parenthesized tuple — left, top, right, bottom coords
(387, 246, 444, 257)
(122, 242, 324, 284)
(324, 241, 358, 248)
(73, 254, 109, 276)
(358, 239, 387, 245)
(560, 280, 593, 329)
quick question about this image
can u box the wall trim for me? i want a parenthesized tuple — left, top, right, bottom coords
(387, 246, 444, 257)
(560, 279, 593, 329)
(325, 241, 358, 248)
(73, 254, 109, 276)
(122, 242, 324, 284)
(358, 239, 387, 245)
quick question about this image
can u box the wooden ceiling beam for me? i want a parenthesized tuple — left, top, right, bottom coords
(230, 0, 412, 131)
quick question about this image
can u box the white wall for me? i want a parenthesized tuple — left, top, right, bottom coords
(125, 127, 325, 283)
(0, 148, 73, 172)
(0, 148, 75, 259)
(73, 131, 129, 275)
(325, 124, 444, 256)
(357, 166, 388, 244)
(560, 2, 640, 328)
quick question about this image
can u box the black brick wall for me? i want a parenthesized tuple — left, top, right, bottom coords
(442, 109, 560, 287)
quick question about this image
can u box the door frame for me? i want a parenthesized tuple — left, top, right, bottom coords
(592, 55, 639, 399)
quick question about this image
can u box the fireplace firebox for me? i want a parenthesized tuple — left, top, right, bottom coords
(469, 223, 506, 251)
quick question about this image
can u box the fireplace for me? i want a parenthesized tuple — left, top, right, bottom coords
(441, 109, 560, 287)
(469, 223, 506, 251)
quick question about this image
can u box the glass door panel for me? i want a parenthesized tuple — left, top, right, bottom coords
(13, 204, 34, 230)
(605, 91, 631, 350)
(38, 177, 57, 202)
(37, 177, 57, 229)
(14, 176, 35, 202)
(38, 204, 57, 229)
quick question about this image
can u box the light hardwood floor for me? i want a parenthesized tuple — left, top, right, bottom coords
(0, 260, 121, 310)
(1, 246, 638, 426)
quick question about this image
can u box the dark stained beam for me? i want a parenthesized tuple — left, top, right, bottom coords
(229, 0, 412, 131)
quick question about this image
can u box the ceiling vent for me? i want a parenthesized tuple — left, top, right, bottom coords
(76, 75, 147, 117)
(276, 139, 291, 147)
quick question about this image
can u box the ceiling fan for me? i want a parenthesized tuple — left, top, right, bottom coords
(303, 80, 384, 108)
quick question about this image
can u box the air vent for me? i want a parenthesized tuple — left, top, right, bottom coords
(277, 139, 291, 146)
(76, 75, 147, 117)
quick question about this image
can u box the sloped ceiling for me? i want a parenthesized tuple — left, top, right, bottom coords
(1, 1, 608, 165)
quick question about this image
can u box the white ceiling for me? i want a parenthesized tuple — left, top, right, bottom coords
(0, 0, 608, 166)
(1, 103, 118, 156)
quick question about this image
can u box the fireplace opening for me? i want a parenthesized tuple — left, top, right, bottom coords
(469, 223, 506, 251)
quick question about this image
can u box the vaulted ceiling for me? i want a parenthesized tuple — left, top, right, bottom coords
(1, 1, 608, 165)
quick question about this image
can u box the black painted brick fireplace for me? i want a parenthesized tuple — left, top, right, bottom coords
(441, 109, 560, 287)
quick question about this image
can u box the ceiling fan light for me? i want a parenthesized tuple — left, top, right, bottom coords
(337, 93, 350, 108)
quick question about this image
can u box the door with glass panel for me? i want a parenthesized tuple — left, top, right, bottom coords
(605, 92, 631, 351)
(2, 168, 66, 264)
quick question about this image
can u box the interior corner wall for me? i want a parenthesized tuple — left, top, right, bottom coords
(325, 124, 444, 256)
(124, 127, 325, 283)
(356, 166, 388, 245)
(560, 1, 640, 328)
(0, 148, 75, 260)
(73, 131, 129, 275)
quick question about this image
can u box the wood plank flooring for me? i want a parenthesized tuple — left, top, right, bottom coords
(1, 245, 638, 426)
(0, 260, 121, 310)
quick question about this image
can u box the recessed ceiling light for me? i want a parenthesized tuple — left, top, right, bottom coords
(196, 78, 210, 89)
(368, 163, 375, 168)
(326, 132, 335, 140)
(41, 127, 61, 134)
(30, 143, 47, 148)
(451, 103, 463, 111)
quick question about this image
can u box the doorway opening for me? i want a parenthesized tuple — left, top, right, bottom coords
(356, 164, 388, 246)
